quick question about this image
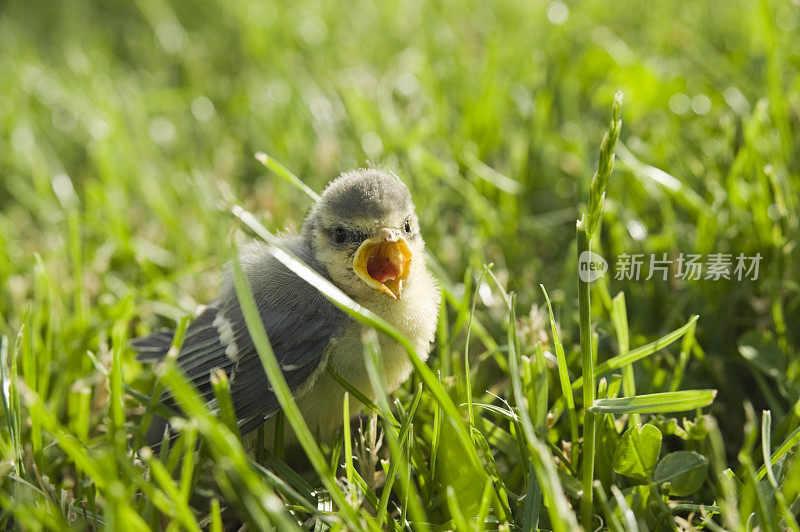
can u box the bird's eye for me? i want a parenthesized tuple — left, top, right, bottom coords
(403, 219, 412, 233)
(333, 227, 348, 244)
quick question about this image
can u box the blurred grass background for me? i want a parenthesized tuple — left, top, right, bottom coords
(1, 0, 799, 529)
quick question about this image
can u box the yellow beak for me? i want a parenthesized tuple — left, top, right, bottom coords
(353, 229, 413, 299)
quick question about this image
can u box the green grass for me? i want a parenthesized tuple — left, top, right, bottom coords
(2, 0, 800, 529)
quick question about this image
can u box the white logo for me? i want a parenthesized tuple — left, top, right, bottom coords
(578, 251, 608, 283)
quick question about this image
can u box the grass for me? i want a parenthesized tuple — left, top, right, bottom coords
(2, 0, 800, 529)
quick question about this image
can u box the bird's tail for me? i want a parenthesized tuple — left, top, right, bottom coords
(130, 328, 174, 361)
(130, 328, 180, 450)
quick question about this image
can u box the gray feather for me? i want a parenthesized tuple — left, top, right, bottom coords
(130, 329, 174, 360)
(133, 234, 348, 442)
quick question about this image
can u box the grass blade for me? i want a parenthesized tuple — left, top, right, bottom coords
(230, 244, 361, 530)
(255, 152, 320, 201)
(326, 365, 399, 428)
(571, 315, 700, 390)
(210, 367, 240, 437)
(507, 294, 579, 531)
(540, 285, 578, 445)
(761, 411, 800, 531)
(158, 359, 301, 530)
(139, 447, 202, 532)
(342, 392, 355, 507)
(756, 424, 800, 481)
(576, 225, 596, 529)
(589, 390, 717, 414)
(611, 292, 639, 427)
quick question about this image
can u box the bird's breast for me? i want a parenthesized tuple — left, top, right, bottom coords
(244, 270, 440, 452)
(297, 272, 439, 434)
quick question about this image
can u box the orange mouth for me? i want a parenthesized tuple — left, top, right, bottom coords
(353, 239, 412, 299)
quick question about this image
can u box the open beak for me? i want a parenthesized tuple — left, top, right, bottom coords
(353, 228, 412, 299)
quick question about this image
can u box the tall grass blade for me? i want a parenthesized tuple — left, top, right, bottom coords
(540, 285, 578, 444)
(158, 354, 301, 530)
(230, 245, 361, 530)
(255, 152, 321, 202)
(506, 294, 578, 531)
(756, 424, 800, 481)
(761, 411, 800, 531)
(571, 315, 700, 390)
(589, 390, 717, 414)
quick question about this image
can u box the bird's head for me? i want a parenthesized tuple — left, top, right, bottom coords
(303, 169, 427, 302)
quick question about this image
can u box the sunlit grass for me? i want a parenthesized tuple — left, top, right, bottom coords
(2, 0, 800, 529)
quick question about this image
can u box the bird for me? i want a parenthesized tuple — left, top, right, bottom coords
(133, 168, 440, 451)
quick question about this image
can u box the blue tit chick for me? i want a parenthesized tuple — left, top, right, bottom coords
(134, 168, 440, 450)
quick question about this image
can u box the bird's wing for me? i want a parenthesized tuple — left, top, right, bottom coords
(133, 240, 349, 438)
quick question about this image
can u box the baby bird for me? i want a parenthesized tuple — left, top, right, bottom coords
(133, 169, 440, 449)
